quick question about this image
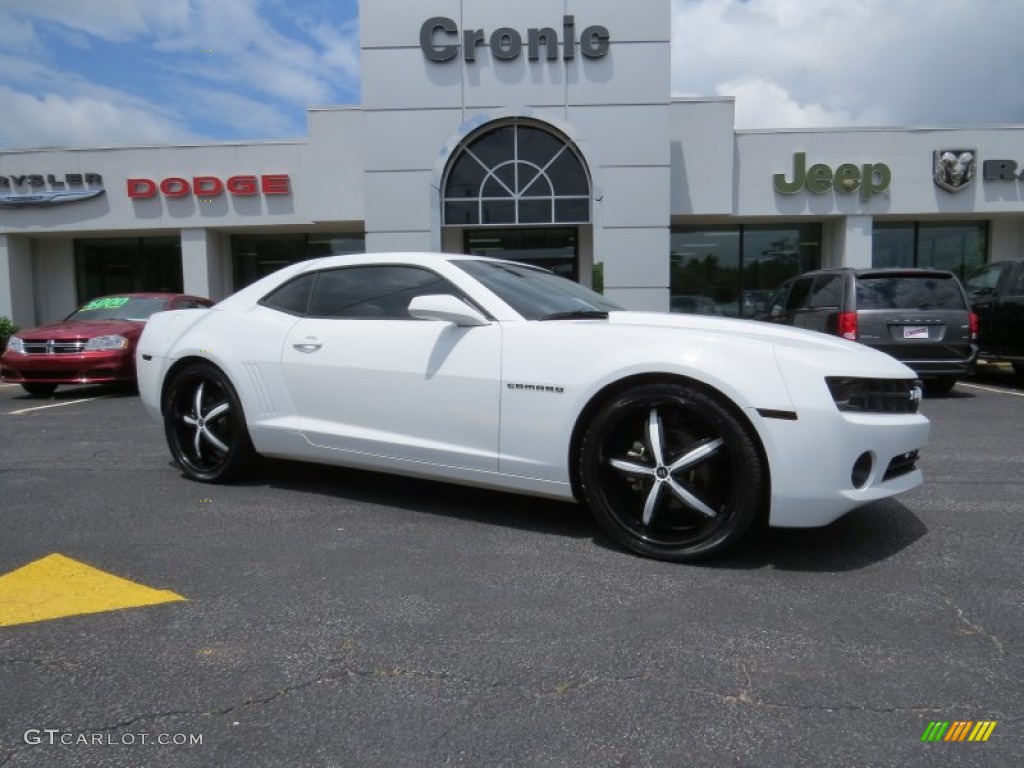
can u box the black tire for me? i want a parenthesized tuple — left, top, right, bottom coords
(578, 382, 766, 562)
(924, 376, 957, 396)
(163, 362, 255, 482)
(21, 383, 57, 397)
(1012, 363, 1024, 377)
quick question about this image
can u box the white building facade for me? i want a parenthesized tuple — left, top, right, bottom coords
(1, 0, 1021, 326)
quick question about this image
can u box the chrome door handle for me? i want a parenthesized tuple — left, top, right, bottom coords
(292, 337, 323, 352)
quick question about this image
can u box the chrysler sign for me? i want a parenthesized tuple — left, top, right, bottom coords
(0, 173, 105, 208)
(420, 16, 610, 62)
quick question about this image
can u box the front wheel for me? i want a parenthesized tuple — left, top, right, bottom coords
(21, 383, 57, 397)
(163, 363, 255, 482)
(578, 382, 766, 562)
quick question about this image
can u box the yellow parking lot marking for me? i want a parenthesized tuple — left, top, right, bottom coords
(7, 396, 114, 415)
(960, 383, 1024, 398)
(0, 553, 185, 628)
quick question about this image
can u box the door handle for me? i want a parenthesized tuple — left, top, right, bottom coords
(292, 336, 323, 352)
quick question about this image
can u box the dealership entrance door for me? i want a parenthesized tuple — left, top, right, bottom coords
(462, 227, 578, 281)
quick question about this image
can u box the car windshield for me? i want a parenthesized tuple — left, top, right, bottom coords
(856, 276, 965, 310)
(455, 260, 622, 320)
(66, 296, 171, 322)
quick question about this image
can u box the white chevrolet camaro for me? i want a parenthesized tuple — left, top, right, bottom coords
(137, 252, 929, 561)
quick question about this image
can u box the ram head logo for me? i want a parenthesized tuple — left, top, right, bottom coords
(933, 149, 976, 192)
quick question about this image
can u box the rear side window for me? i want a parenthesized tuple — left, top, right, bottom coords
(785, 277, 814, 311)
(856, 276, 966, 310)
(808, 274, 843, 308)
(261, 272, 317, 315)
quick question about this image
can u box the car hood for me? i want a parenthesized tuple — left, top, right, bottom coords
(16, 319, 143, 340)
(607, 311, 912, 369)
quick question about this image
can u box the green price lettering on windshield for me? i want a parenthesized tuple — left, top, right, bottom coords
(82, 297, 130, 311)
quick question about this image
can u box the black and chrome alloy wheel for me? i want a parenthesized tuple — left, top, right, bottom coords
(579, 382, 765, 562)
(163, 363, 255, 482)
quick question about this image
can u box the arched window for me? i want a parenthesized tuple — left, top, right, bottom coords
(443, 121, 590, 226)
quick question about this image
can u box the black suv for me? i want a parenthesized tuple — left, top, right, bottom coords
(760, 268, 977, 394)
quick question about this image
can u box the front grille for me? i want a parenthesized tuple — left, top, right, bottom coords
(22, 370, 77, 380)
(826, 377, 923, 414)
(22, 339, 88, 354)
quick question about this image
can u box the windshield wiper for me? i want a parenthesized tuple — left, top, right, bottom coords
(538, 310, 609, 321)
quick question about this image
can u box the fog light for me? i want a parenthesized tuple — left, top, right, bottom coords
(851, 452, 873, 489)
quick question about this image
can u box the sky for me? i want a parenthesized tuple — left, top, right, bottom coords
(1, 0, 1023, 150)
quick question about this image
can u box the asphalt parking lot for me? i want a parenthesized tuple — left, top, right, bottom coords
(0, 365, 1022, 768)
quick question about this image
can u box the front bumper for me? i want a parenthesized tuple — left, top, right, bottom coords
(754, 405, 930, 528)
(0, 350, 136, 385)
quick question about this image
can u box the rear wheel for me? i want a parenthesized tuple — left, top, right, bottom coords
(1012, 362, 1024, 377)
(925, 376, 957, 396)
(21, 383, 57, 397)
(163, 363, 255, 482)
(578, 382, 766, 562)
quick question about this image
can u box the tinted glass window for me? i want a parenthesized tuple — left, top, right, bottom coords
(1009, 266, 1024, 296)
(74, 237, 183, 302)
(964, 263, 1003, 294)
(443, 121, 590, 226)
(872, 221, 987, 278)
(766, 284, 789, 316)
(808, 274, 843, 308)
(856, 276, 965, 310)
(455, 260, 621, 320)
(261, 273, 317, 316)
(308, 266, 458, 319)
(785, 278, 814, 311)
(671, 223, 821, 318)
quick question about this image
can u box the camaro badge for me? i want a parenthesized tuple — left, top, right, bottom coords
(933, 149, 976, 192)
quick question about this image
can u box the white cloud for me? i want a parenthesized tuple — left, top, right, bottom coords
(0, 0, 361, 148)
(152, 1, 358, 106)
(713, 77, 853, 129)
(672, 0, 1024, 128)
(170, 86, 306, 138)
(0, 11, 39, 51)
(306, 20, 360, 91)
(0, 86, 193, 148)
(0, 0, 191, 41)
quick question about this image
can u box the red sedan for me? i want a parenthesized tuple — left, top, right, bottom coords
(1, 293, 213, 396)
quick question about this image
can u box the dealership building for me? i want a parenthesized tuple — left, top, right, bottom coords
(1, 0, 1022, 327)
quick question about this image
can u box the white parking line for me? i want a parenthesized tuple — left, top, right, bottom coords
(7, 396, 114, 415)
(960, 382, 1024, 398)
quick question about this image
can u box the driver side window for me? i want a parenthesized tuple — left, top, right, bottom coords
(308, 266, 461, 319)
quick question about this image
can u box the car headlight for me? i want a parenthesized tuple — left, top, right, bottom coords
(826, 377, 922, 414)
(84, 335, 130, 351)
(5, 336, 25, 354)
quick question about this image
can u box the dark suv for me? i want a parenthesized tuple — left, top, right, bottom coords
(760, 268, 978, 394)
